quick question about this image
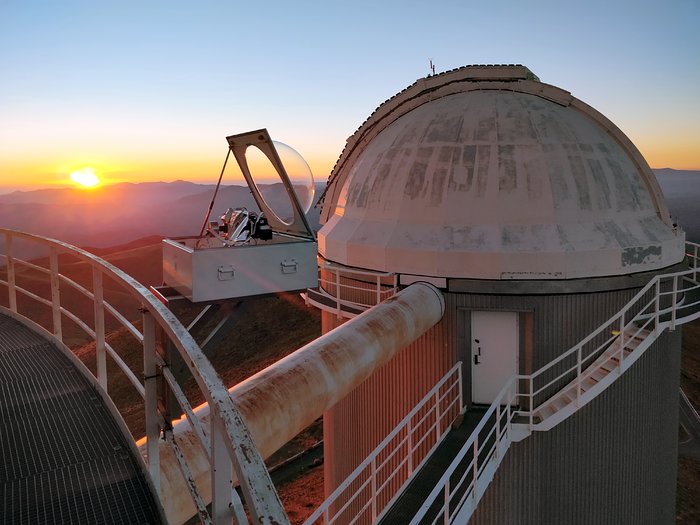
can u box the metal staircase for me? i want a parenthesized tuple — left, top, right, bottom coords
(406, 242, 700, 524)
(310, 242, 700, 525)
(530, 327, 648, 430)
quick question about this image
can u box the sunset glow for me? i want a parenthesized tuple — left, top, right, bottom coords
(0, 2, 697, 193)
(69, 168, 100, 188)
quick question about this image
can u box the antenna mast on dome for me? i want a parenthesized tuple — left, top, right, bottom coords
(429, 59, 436, 75)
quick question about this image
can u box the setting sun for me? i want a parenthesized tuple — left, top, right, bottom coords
(69, 168, 100, 188)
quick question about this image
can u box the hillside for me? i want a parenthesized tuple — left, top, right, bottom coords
(655, 168, 700, 242)
(0, 181, 324, 254)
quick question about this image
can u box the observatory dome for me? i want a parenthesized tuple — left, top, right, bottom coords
(319, 65, 685, 280)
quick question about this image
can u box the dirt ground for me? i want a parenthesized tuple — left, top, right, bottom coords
(277, 465, 325, 524)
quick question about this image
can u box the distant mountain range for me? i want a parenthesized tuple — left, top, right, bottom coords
(0, 169, 696, 253)
(654, 169, 700, 242)
(0, 180, 325, 250)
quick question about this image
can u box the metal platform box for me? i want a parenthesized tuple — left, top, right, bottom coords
(162, 129, 318, 302)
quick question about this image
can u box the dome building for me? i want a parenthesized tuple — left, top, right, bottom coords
(312, 65, 685, 524)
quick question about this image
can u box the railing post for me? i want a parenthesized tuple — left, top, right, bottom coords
(93, 268, 107, 391)
(407, 423, 414, 475)
(529, 375, 534, 428)
(6, 234, 17, 312)
(670, 275, 678, 330)
(576, 346, 582, 407)
(443, 480, 450, 524)
(435, 390, 442, 440)
(376, 274, 381, 306)
(458, 364, 464, 412)
(371, 456, 378, 521)
(335, 268, 341, 319)
(49, 246, 62, 340)
(495, 403, 501, 460)
(472, 436, 479, 495)
(654, 279, 661, 333)
(142, 309, 161, 492)
(506, 400, 511, 437)
(618, 314, 625, 374)
(211, 418, 234, 525)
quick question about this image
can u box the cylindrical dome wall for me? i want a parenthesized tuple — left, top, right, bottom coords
(471, 330, 681, 524)
(316, 65, 685, 524)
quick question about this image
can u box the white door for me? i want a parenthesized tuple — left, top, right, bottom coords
(471, 311, 518, 405)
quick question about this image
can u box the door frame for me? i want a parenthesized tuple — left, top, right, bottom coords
(457, 308, 532, 408)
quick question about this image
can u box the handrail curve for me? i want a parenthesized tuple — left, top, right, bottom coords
(0, 228, 288, 525)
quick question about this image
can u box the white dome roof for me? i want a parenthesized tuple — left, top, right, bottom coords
(319, 66, 684, 280)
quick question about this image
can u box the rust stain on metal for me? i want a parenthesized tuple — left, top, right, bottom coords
(239, 443, 252, 463)
(142, 283, 444, 524)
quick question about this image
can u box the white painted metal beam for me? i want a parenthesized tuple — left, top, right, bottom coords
(140, 282, 445, 524)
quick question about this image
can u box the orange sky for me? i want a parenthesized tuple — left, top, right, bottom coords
(1, 2, 698, 192)
(0, 134, 696, 194)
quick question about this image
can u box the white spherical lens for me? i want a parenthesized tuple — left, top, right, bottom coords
(244, 141, 314, 224)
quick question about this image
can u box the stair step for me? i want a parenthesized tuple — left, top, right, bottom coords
(590, 368, 607, 382)
(625, 328, 650, 340)
(600, 359, 617, 372)
(533, 327, 654, 426)
(561, 388, 576, 403)
(551, 396, 569, 410)
(538, 404, 555, 419)
(624, 339, 640, 350)
(580, 376, 597, 392)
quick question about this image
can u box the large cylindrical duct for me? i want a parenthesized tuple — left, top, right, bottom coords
(138, 282, 444, 524)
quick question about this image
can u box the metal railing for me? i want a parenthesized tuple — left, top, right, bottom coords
(0, 229, 287, 525)
(524, 241, 700, 423)
(304, 363, 463, 525)
(410, 379, 519, 525)
(409, 241, 700, 524)
(312, 260, 398, 317)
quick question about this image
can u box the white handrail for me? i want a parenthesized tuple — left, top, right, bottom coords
(410, 377, 519, 525)
(526, 247, 699, 388)
(316, 259, 399, 314)
(0, 228, 288, 525)
(408, 241, 700, 524)
(304, 363, 463, 525)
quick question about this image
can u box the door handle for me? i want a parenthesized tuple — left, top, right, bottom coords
(474, 354, 480, 365)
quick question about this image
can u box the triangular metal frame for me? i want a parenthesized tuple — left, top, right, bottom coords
(226, 129, 315, 240)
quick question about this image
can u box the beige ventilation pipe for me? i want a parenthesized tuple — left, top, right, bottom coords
(139, 282, 445, 524)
